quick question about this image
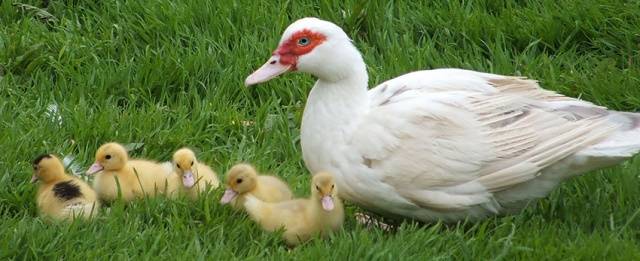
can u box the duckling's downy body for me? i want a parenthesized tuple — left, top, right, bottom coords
(243, 172, 344, 246)
(87, 143, 180, 202)
(220, 163, 292, 210)
(33, 154, 99, 220)
(172, 148, 220, 199)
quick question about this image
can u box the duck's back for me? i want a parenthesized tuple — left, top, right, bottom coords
(195, 163, 219, 189)
(38, 178, 99, 220)
(93, 168, 139, 201)
(247, 198, 308, 231)
(255, 175, 293, 202)
(129, 159, 179, 196)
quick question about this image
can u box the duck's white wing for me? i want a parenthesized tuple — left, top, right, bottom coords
(348, 69, 632, 213)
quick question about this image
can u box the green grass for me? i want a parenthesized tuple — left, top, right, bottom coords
(1, 0, 640, 259)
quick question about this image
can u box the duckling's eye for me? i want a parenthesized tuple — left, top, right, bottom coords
(32, 165, 38, 170)
(297, 37, 310, 46)
(316, 185, 320, 191)
(236, 178, 243, 184)
(176, 163, 180, 169)
(105, 155, 112, 160)
(331, 184, 335, 189)
(190, 161, 194, 166)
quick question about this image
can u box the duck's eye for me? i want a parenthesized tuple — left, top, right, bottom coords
(105, 155, 112, 160)
(316, 185, 320, 191)
(190, 161, 194, 166)
(32, 165, 38, 170)
(297, 37, 310, 46)
(331, 184, 335, 189)
(176, 163, 180, 169)
(236, 178, 243, 184)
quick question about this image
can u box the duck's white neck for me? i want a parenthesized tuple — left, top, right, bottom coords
(300, 56, 369, 173)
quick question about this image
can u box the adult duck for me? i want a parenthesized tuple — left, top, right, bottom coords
(245, 17, 640, 221)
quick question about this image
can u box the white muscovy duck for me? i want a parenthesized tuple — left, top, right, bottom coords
(245, 17, 640, 222)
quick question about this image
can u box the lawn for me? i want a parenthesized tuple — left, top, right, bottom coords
(1, 0, 640, 259)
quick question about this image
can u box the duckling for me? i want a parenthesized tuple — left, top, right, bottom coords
(219, 163, 292, 209)
(86, 142, 181, 202)
(243, 172, 344, 246)
(32, 154, 100, 220)
(172, 148, 220, 199)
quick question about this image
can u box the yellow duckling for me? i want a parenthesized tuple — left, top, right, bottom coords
(219, 163, 292, 209)
(32, 154, 99, 220)
(243, 172, 345, 246)
(86, 142, 180, 202)
(172, 148, 220, 199)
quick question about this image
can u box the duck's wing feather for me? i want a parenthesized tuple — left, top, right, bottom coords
(349, 69, 619, 211)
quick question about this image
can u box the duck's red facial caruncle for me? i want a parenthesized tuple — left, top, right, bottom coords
(245, 29, 327, 86)
(274, 29, 327, 68)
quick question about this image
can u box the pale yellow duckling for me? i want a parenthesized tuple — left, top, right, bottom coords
(243, 172, 344, 246)
(219, 163, 292, 209)
(32, 154, 100, 220)
(86, 142, 181, 202)
(172, 148, 220, 199)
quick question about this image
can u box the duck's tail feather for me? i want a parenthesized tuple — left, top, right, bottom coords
(494, 110, 640, 206)
(580, 111, 640, 158)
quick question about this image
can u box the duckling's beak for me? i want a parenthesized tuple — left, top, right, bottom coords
(182, 170, 195, 188)
(220, 189, 238, 204)
(245, 56, 291, 86)
(30, 175, 38, 183)
(321, 195, 334, 211)
(86, 162, 104, 175)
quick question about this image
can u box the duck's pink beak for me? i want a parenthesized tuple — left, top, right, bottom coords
(220, 189, 238, 204)
(321, 196, 334, 211)
(245, 56, 291, 86)
(86, 162, 103, 175)
(182, 170, 195, 188)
